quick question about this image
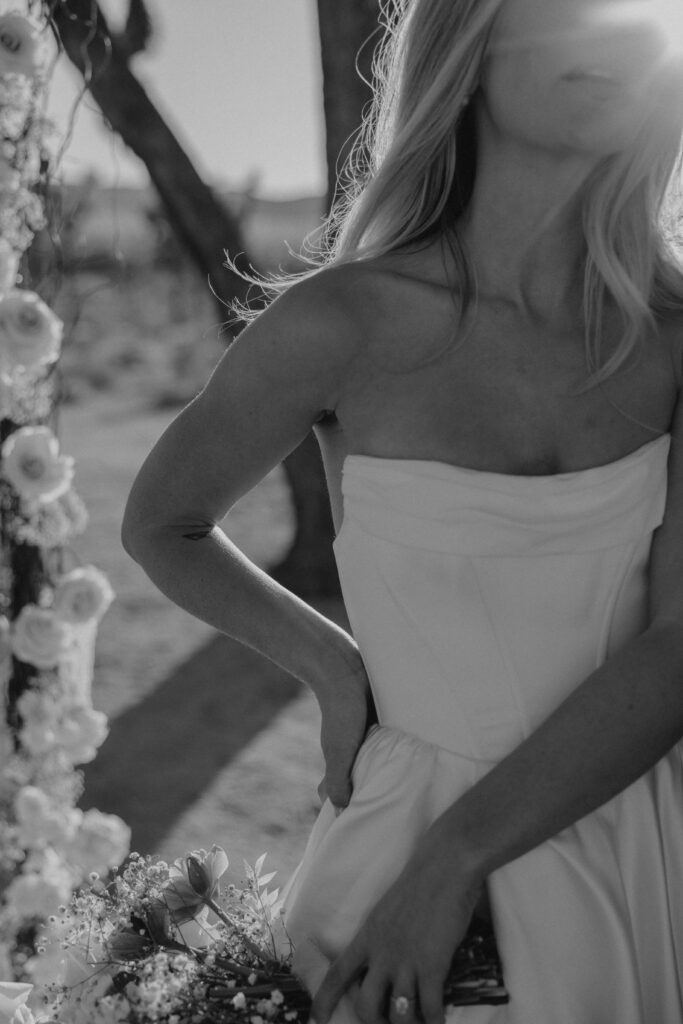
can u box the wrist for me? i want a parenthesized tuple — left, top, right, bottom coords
(305, 626, 368, 703)
(415, 810, 491, 890)
(403, 821, 485, 924)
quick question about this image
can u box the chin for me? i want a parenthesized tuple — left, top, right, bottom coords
(557, 105, 653, 157)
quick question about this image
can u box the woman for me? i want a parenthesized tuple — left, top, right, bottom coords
(122, 0, 683, 1021)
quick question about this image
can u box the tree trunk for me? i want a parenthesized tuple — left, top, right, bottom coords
(50, 0, 253, 318)
(270, 1, 382, 596)
(316, 0, 382, 209)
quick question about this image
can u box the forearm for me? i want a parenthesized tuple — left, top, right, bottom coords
(425, 624, 683, 880)
(123, 523, 361, 698)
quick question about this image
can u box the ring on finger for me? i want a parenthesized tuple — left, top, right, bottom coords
(390, 994, 417, 1017)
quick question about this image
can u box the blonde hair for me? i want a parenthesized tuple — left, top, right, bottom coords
(232, 0, 683, 384)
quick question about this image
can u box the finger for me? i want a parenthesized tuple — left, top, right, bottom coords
(322, 772, 352, 809)
(417, 971, 446, 1024)
(354, 966, 391, 1024)
(311, 939, 367, 1024)
(318, 776, 350, 815)
(318, 778, 349, 816)
(386, 971, 420, 1024)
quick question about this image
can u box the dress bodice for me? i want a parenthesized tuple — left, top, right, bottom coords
(332, 435, 671, 762)
(281, 432, 683, 1024)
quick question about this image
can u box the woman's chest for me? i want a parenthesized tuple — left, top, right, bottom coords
(316, 306, 680, 531)
(332, 306, 680, 476)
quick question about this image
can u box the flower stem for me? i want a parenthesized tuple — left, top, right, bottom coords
(204, 897, 274, 965)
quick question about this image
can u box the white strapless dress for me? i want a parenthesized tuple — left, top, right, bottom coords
(277, 434, 683, 1023)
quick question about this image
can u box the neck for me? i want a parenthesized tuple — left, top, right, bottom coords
(456, 113, 598, 328)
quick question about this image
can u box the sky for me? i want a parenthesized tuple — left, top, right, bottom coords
(45, 0, 327, 198)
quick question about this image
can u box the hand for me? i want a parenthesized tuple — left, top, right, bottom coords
(316, 653, 375, 812)
(310, 838, 481, 1024)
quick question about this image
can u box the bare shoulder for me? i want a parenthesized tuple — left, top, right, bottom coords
(305, 244, 458, 371)
(236, 264, 370, 377)
(225, 240, 457, 415)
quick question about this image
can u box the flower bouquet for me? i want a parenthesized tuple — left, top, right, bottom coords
(37, 847, 309, 1024)
(34, 843, 509, 1023)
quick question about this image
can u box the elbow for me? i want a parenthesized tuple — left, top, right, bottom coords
(121, 476, 171, 563)
(121, 515, 165, 567)
(120, 511, 143, 564)
(121, 495, 156, 565)
(121, 500, 215, 563)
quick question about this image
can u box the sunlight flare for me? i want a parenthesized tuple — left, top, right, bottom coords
(588, 0, 683, 63)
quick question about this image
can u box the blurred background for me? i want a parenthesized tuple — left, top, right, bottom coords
(41, 0, 382, 882)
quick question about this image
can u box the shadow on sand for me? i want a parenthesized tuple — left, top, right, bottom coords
(80, 597, 349, 854)
(80, 631, 304, 853)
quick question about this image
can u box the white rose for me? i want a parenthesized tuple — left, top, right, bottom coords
(0, 290, 63, 374)
(11, 604, 72, 669)
(53, 566, 114, 625)
(5, 871, 69, 918)
(0, 15, 45, 79)
(66, 809, 130, 875)
(16, 688, 58, 755)
(0, 614, 10, 659)
(0, 983, 31, 1024)
(4, 850, 72, 920)
(2, 427, 74, 504)
(0, 156, 18, 194)
(53, 705, 108, 765)
(0, 71, 33, 110)
(0, 240, 18, 294)
(19, 722, 53, 756)
(14, 785, 80, 850)
(0, 74, 34, 142)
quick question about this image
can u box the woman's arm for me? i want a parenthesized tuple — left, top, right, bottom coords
(311, 397, 683, 1024)
(121, 271, 363, 700)
(425, 622, 683, 878)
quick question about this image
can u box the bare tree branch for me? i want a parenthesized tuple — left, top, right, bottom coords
(114, 0, 153, 59)
(50, 0, 255, 323)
